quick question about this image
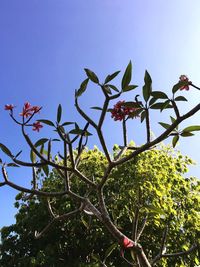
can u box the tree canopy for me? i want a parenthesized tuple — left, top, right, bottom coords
(1, 145, 200, 267)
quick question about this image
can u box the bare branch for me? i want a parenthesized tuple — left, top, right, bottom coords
(2, 166, 69, 197)
(136, 215, 148, 242)
(145, 108, 151, 143)
(34, 208, 81, 239)
(152, 226, 168, 265)
(162, 243, 198, 258)
(132, 206, 139, 242)
(171, 100, 180, 118)
(21, 126, 72, 172)
(47, 198, 57, 218)
(75, 97, 98, 129)
(122, 119, 127, 147)
(98, 96, 109, 129)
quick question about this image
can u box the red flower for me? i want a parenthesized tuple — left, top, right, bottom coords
(30, 106, 41, 113)
(123, 237, 135, 248)
(111, 100, 139, 121)
(179, 75, 190, 91)
(4, 104, 15, 111)
(20, 102, 41, 118)
(32, 121, 43, 132)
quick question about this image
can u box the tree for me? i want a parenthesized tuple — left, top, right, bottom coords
(1, 146, 200, 267)
(0, 63, 200, 266)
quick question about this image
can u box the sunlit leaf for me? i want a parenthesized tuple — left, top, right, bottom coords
(172, 135, 179, 148)
(121, 61, 132, 90)
(0, 143, 13, 157)
(34, 138, 49, 147)
(182, 125, 200, 132)
(76, 78, 89, 97)
(104, 71, 120, 84)
(174, 96, 188, 102)
(37, 119, 55, 127)
(84, 69, 99, 83)
(151, 91, 168, 99)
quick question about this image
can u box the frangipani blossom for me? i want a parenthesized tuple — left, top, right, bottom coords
(4, 104, 15, 111)
(111, 100, 139, 121)
(32, 121, 43, 132)
(179, 75, 190, 91)
(20, 102, 41, 118)
(123, 237, 135, 248)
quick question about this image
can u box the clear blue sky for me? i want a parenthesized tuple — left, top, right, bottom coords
(0, 0, 200, 228)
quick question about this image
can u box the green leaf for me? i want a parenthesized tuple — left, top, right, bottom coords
(182, 125, 200, 132)
(30, 149, 36, 163)
(104, 71, 120, 84)
(122, 101, 141, 108)
(90, 106, 103, 110)
(160, 100, 172, 112)
(42, 165, 49, 177)
(172, 135, 179, 148)
(104, 243, 118, 260)
(57, 104, 62, 123)
(127, 108, 143, 119)
(159, 122, 171, 130)
(37, 119, 55, 127)
(76, 78, 89, 97)
(172, 81, 189, 94)
(140, 111, 146, 123)
(151, 91, 168, 99)
(170, 116, 176, 124)
(91, 254, 101, 263)
(61, 122, 74, 126)
(170, 116, 178, 130)
(146, 205, 165, 215)
(181, 132, 194, 137)
(0, 143, 13, 157)
(84, 69, 99, 83)
(121, 61, 132, 90)
(150, 102, 172, 110)
(174, 96, 188, 102)
(34, 138, 49, 147)
(122, 85, 138, 92)
(69, 129, 84, 135)
(143, 70, 152, 102)
(81, 217, 89, 229)
(107, 84, 119, 92)
(149, 97, 157, 106)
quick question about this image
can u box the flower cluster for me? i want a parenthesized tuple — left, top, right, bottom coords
(179, 75, 190, 91)
(19, 102, 41, 118)
(111, 100, 139, 121)
(4, 102, 43, 132)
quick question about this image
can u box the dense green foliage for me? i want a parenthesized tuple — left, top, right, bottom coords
(1, 145, 200, 266)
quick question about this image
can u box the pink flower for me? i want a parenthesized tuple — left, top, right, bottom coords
(4, 104, 15, 111)
(179, 75, 190, 91)
(32, 121, 43, 132)
(123, 237, 135, 248)
(111, 100, 139, 121)
(30, 106, 41, 113)
(20, 102, 41, 118)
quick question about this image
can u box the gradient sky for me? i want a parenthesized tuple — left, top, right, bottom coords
(0, 0, 200, 228)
